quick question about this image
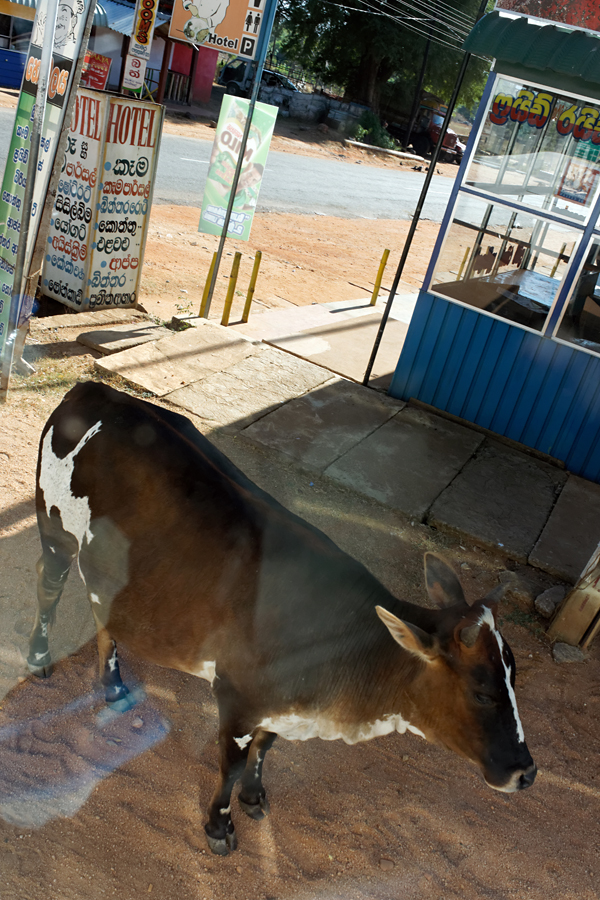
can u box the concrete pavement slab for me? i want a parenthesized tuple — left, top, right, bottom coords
(166, 347, 333, 431)
(244, 377, 404, 471)
(324, 406, 484, 517)
(30, 309, 150, 332)
(428, 441, 568, 563)
(268, 314, 409, 388)
(77, 323, 172, 354)
(95, 321, 256, 396)
(529, 474, 600, 582)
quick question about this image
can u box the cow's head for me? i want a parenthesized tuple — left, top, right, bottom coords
(376, 553, 536, 793)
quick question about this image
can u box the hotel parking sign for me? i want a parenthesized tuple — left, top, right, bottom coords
(169, 0, 264, 58)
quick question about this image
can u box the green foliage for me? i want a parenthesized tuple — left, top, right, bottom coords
(355, 111, 398, 150)
(275, 0, 491, 114)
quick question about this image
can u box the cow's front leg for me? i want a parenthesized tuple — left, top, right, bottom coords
(238, 729, 277, 819)
(205, 724, 252, 855)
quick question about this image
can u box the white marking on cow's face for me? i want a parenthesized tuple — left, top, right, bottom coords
(193, 660, 216, 683)
(258, 712, 426, 745)
(477, 605, 525, 745)
(494, 631, 525, 744)
(234, 734, 253, 750)
(39, 422, 102, 548)
(90, 593, 101, 605)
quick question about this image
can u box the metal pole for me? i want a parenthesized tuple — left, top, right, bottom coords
(362, 0, 489, 386)
(0, 0, 59, 403)
(202, 0, 278, 318)
(242, 250, 262, 322)
(370, 249, 390, 306)
(221, 251, 242, 325)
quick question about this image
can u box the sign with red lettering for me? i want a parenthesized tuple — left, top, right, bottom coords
(81, 51, 112, 91)
(41, 90, 164, 311)
(122, 53, 147, 92)
(169, 0, 264, 59)
(131, 0, 159, 61)
(495, 1, 600, 31)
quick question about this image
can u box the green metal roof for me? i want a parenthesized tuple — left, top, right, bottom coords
(464, 11, 600, 89)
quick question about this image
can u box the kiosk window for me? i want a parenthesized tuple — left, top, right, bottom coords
(431, 194, 578, 331)
(466, 78, 600, 225)
(555, 238, 600, 353)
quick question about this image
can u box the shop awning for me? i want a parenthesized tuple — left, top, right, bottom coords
(464, 11, 600, 87)
(3, 0, 169, 31)
(95, 0, 170, 34)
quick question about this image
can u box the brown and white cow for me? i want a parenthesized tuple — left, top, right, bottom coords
(29, 382, 536, 855)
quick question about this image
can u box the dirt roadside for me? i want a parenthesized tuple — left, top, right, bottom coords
(0, 88, 598, 900)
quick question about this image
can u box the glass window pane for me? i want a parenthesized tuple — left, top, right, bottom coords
(555, 238, 600, 353)
(466, 77, 600, 225)
(431, 193, 579, 331)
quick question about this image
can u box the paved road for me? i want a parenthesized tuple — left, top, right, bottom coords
(0, 107, 455, 221)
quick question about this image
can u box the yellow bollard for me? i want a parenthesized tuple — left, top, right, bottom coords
(241, 251, 262, 323)
(551, 242, 567, 278)
(199, 252, 217, 318)
(457, 246, 471, 281)
(370, 248, 390, 306)
(221, 252, 242, 326)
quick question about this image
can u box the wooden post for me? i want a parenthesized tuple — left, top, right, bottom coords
(242, 251, 262, 323)
(221, 253, 242, 326)
(156, 37, 172, 105)
(370, 249, 390, 306)
(200, 252, 217, 317)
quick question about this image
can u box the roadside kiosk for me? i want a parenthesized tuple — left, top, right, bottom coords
(389, 10, 600, 485)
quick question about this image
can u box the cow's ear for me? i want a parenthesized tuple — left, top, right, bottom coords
(376, 606, 439, 662)
(424, 553, 467, 608)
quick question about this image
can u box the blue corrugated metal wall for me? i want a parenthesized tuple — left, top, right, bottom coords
(389, 291, 600, 483)
(0, 50, 26, 89)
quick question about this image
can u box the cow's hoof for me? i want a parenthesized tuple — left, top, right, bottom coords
(106, 685, 137, 712)
(238, 793, 270, 820)
(205, 828, 237, 856)
(27, 655, 53, 678)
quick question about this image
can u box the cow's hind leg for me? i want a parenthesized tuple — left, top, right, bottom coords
(238, 729, 277, 820)
(94, 621, 131, 707)
(28, 539, 76, 677)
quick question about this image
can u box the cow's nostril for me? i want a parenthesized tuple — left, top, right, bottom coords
(518, 765, 537, 789)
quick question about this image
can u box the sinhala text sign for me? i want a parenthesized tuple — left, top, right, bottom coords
(0, 0, 94, 347)
(169, 0, 266, 59)
(199, 94, 276, 241)
(42, 89, 163, 311)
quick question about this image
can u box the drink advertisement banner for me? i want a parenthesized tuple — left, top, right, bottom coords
(199, 95, 276, 241)
(495, 1, 600, 31)
(42, 91, 164, 311)
(0, 0, 94, 350)
(81, 51, 112, 90)
(169, 0, 265, 59)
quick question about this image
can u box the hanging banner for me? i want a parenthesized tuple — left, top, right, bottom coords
(169, 0, 265, 59)
(130, 0, 160, 60)
(42, 90, 163, 311)
(495, 1, 600, 31)
(199, 94, 276, 241)
(81, 51, 112, 90)
(0, 0, 94, 349)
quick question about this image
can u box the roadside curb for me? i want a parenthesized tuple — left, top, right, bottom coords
(343, 139, 424, 161)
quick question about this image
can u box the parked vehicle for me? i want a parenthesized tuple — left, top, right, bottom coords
(387, 103, 463, 164)
(218, 59, 299, 97)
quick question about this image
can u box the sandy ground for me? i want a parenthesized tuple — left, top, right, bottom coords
(0, 88, 599, 900)
(0, 348, 599, 900)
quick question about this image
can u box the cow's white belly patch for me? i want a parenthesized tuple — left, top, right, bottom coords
(193, 660, 216, 683)
(39, 422, 102, 547)
(258, 713, 426, 745)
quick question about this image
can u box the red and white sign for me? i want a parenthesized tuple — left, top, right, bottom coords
(81, 51, 112, 91)
(122, 53, 147, 91)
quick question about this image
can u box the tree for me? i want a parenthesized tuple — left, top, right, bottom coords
(276, 0, 490, 115)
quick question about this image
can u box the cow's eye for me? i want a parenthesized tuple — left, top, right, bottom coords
(474, 693, 495, 706)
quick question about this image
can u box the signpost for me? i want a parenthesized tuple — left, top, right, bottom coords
(0, 0, 97, 401)
(42, 90, 163, 311)
(169, 0, 265, 59)
(122, 0, 160, 93)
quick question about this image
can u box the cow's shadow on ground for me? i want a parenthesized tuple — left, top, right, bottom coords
(0, 643, 170, 828)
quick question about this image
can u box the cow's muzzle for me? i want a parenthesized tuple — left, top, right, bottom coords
(486, 762, 537, 793)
